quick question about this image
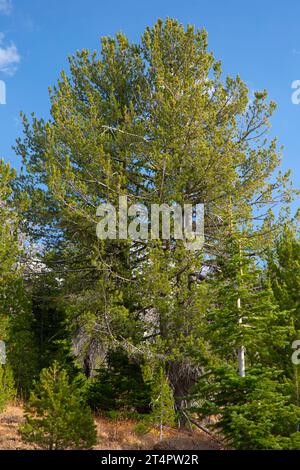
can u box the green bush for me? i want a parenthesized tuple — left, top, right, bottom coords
(194, 365, 300, 450)
(0, 365, 15, 412)
(133, 422, 150, 436)
(20, 361, 97, 450)
(88, 348, 151, 413)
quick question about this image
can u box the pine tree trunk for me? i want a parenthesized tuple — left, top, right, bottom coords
(237, 297, 245, 377)
(160, 421, 163, 441)
(238, 344, 245, 377)
(237, 238, 246, 377)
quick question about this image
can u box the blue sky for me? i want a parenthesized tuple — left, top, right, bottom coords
(0, 0, 300, 203)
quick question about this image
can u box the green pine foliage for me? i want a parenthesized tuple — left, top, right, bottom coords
(0, 160, 20, 346)
(6, 285, 39, 399)
(194, 365, 300, 449)
(143, 364, 176, 440)
(190, 228, 300, 448)
(20, 362, 97, 450)
(87, 348, 151, 412)
(0, 159, 38, 398)
(0, 365, 15, 412)
(268, 226, 300, 323)
(205, 233, 292, 369)
(0, 19, 297, 450)
(30, 274, 77, 376)
(13, 19, 292, 412)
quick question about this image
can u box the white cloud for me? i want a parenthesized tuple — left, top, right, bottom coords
(0, 33, 20, 75)
(0, 0, 12, 15)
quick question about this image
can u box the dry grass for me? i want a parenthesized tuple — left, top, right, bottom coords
(0, 403, 221, 450)
(0, 403, 36, 450)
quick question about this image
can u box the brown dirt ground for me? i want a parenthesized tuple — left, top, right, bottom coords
(0, 403, 222, 450)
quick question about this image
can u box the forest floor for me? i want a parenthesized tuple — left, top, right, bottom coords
(0, 403, 222, 450)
